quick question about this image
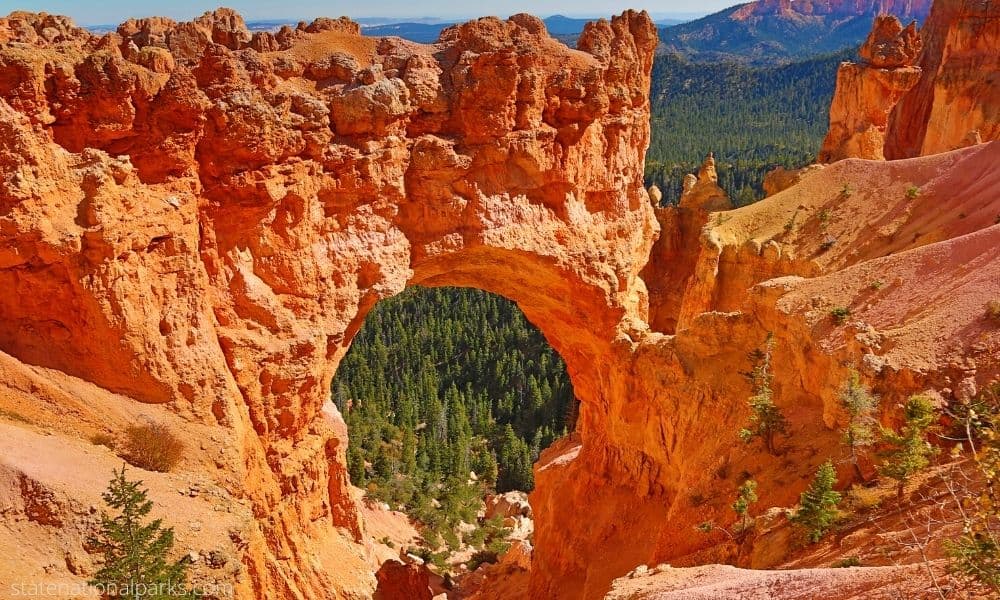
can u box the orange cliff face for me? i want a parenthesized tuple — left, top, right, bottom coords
(822, 0, 999, 162)
(885, 0, 1000, 158)
(0, 7, 659, 598)
(732, 0, 933, 21)
(818, 15, 923, 162)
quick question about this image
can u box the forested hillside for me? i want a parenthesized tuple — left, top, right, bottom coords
(333, 287, 575, 543)
(645, 50, 850, 205)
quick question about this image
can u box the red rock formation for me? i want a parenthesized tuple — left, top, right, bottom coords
(885, 0, 1000, 157)
(762, 164, 825, 197)
(818, 15, 923, 162)
(374, 560, 433, 600)
(0, 8, 659, 599)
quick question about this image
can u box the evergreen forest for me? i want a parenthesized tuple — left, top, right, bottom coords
(645, 49, 851, 205)
(332, 287, 575, 546)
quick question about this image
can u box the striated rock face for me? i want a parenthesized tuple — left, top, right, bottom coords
(818, 15, 922, 162)
(0, 7, 658, 599)
(885, 0, 1000, 157)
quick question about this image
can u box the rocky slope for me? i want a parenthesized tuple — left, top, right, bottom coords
(0, 3, 998, 600)
(659, 0, 932, 63)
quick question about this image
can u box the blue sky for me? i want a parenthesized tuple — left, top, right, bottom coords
(1, 1, 733, 25)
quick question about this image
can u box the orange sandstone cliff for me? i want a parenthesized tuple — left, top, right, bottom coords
(0, 4, 999, 600)
(885, 0, 1000, 157)
(818, 15, 922, 162)
(0, 7, 659, 599)
(824, 0, 1000, 162)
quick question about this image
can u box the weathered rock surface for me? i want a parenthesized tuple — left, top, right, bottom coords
(818, 15, 922, 162)
(374, 559, 433, 600)
(823, 0, 1000, 162)
(0, 4, 998, 600)
(732, 0, 932, 21)
(0, 7, 659, 599)
(885, 0, 1000, 157)
(484, 491, 532, 520)
(762, 164, 824, 197)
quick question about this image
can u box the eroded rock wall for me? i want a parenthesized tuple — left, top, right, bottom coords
(1, 4, 998, 600)
(885, 0, 1000, 157)
(0, 8, 658, 599)
(823, 0, 1000, 162)
(818, 15, 922, 162)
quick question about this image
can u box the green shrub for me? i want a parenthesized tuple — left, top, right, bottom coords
(467, 549, 499, 571)
(905, 185, 920, 199)
(839, 370, 879, 481)
(739, 334, 790, 455)
(832, 556, 861, 567)
(830, 307, 851, 325)
(89, 467, 196, 597)
(879, 395, 938, 498)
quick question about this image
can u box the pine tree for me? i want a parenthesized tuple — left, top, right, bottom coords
(880, 395, 938, 498)
(738, 334, 790, 455)
(839, 369, 879, 481)
(791, 460, 841, 543)
(732, 479, 758, 534)
(89, 466, 195, 599)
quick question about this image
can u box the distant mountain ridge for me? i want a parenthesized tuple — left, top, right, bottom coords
(360, 14, 686, 44)
(661, 0, 932, 63)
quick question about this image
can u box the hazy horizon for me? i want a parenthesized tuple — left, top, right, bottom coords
(0, 1, 726, 26)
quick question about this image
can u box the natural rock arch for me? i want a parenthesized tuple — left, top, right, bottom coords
(0, 9, 664, 598)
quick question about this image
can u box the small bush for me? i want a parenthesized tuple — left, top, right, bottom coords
(791, 460, 841, 543)
(467, 549, 499, 572)
(820, 236, 837, 251)
(832, 556, 861, 568)
(122, 422, 184, 472)
(987, 300, 1000, 324)
(870, 280, 884, 290)
(90, 432, 117, 450)
(905, 185, 920, 199)
(840, 184, 853, 198)
(846, 484, 886, 512)
(830, 307, 851, 325)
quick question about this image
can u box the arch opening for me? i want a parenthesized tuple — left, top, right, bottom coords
(332, 284, 579, 555)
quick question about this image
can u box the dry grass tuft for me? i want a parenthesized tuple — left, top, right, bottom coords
(122, 422, 184, 472)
